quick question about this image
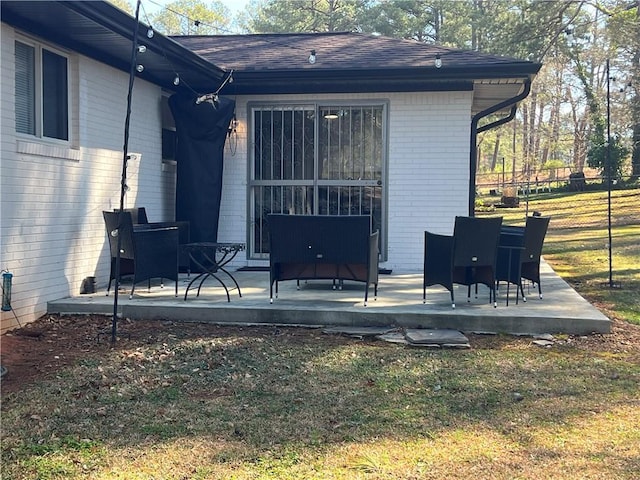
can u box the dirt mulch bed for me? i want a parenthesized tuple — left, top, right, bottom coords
(2, 313, 639, 396)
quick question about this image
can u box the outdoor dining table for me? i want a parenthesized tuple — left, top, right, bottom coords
(498, 226, 525, 306)
(181, 242, 245, 302)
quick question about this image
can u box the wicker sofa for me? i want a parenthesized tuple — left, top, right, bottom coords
(268, 214, 379, 306)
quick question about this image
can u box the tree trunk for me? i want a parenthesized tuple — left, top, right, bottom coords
(630, 1, 640, 178)
(567, 86, 587, 171)
(532, 100, 545, 170)
(521, 103, 528, 172)
(491, 131, 501, 171)
(632, 120, 640, 178)
(631, 39, 640, 178)
(527, 92, 537, 172)
(513, 117, 518, 184)
(546, 91, 562, 165)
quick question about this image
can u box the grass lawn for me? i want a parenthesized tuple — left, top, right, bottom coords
(479, 187, 639, 326)
(1, 188, 639, 479)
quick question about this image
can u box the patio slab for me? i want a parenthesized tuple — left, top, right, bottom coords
(47, 261, 611, 335)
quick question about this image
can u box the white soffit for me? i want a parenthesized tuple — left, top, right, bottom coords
(472, 79, 526, 115)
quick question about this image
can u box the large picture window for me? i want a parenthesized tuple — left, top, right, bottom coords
(249, 103, 386, 259)
(15, 39, 69, 141)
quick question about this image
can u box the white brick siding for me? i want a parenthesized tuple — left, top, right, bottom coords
(1, 25, 170, 332)
(220, 91, 472, 273)
(386, 91, 471, 272)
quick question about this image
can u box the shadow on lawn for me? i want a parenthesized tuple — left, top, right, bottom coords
(2, 317, 637, 455)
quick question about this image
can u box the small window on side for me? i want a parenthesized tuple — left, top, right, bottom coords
(14, 39, 69, 141)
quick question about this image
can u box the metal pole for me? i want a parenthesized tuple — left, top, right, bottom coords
(606, 58, 613, 288)
(112, 0, 142, 344)
(525, 161, 530, 218)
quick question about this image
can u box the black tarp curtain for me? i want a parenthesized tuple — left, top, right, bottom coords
(169, 94, 235, 244)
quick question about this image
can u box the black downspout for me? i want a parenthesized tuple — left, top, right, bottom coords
(469, 79, 532, 216)
(478, 105, 517, 134)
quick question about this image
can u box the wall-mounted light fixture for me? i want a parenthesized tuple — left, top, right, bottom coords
(227, 114, 239, 156)
(435, 54, 442, 69)
(228, 114, 238, 136)
(308, 50, 317, 64)
(324, 111, 339, 120)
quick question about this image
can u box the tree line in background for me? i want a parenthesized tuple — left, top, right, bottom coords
(112, 0, 639, 182)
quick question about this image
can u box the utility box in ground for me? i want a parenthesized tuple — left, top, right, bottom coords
(501, 186, 519, 207)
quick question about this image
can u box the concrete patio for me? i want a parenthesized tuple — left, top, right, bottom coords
(48, 260, 611, 335)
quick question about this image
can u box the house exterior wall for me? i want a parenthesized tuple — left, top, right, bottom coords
(218, 91, 472, 273)
(1, 24, 172, 332)
(1, 23, 473, 332)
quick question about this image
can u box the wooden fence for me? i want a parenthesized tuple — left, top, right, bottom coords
(476, 167, 602, 195)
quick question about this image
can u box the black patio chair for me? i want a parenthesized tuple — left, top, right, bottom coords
(117, 207, 148, 224)
(520, 215, 551, 300)
(115, 207, 190, 273)
(496, 225, 526, 305)
(103, 211, 179, 299)
(423, 216, 503, 308)
(452, 216, 503, 307)
(423, 231, 455, 307)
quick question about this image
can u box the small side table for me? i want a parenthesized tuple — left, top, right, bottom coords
(181, 242, 245, 302)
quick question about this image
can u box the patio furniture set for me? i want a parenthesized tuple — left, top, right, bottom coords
(103, 209, 244, 301)
(423, 215, 550, 309)
(103, 209, 549, 309)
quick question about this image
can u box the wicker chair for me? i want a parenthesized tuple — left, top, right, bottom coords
(103, 211, 179, 299)
(424, 216, 503, 308)
(115, 207, 190, 272)
(496, 215, 551, 302)
(520, 215, 551, 300)
(423, 231, 455, 307)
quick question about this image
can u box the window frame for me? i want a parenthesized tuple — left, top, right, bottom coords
(14, 35, 70, 143)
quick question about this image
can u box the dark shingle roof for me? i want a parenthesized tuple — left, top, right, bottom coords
(172, 32, 541, 96)
(174, 32, 532, 73)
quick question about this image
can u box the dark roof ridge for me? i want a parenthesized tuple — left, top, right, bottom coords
(170, 31, 359, 39)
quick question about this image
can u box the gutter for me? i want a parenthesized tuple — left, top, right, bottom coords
(468, 78, 532, 216)
(223, 64, 541, 95)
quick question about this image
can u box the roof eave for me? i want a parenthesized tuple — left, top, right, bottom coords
(63, 2, 226, 81)
(221, 64, 540, 95)
(1, 1, 226, 91)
